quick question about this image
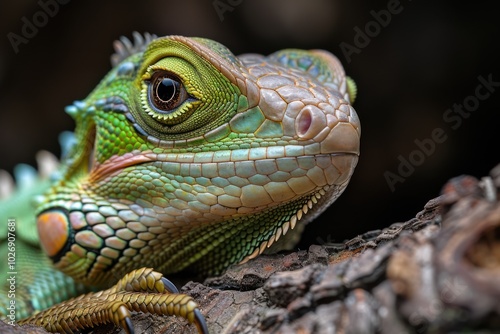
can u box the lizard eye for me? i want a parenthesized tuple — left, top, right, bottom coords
(149, 72, 187, 112)
(143, 71, 193, 125)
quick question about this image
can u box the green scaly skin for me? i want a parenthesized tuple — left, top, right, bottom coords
(0, 33, 360, 333)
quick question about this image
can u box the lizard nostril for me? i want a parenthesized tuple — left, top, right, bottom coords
(297, 108, 312, 137)
(295, 105, 327, 140)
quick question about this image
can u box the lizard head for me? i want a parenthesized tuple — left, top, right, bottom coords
(36, 34, 360, 284)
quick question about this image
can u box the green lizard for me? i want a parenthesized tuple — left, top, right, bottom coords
(0, 33, 360, 333)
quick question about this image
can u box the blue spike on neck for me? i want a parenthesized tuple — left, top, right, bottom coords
(73, 100, 87, 109)
(64, 105, 78, 117)
(65, 100, 95, 117)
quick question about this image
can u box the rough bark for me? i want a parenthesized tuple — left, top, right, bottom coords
(6, 164, 500, 333)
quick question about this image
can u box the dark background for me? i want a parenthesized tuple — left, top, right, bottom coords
(0, 1, 498, 246)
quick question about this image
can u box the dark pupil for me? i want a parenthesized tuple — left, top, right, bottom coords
(156, 77, 177, 102)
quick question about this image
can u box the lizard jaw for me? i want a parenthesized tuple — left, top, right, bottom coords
(239, 152, 358, 264)
(238, 183, 339, 264)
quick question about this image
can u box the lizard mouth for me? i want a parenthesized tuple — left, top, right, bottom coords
(88, 153, 155, 183)
(85, 125, 155, 182)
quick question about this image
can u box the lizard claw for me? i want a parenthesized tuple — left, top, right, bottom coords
(122, 317, 135, 334)
(161, 276, 180, 294)
(194, 308, 209, 334)
(124, 317, 135, 334)
(19, 268, 208, 334)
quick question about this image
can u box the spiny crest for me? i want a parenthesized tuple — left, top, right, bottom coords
(0, 131, 74, 199)
(0, 151, 58, 199)
(111, 32, 157, 67)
